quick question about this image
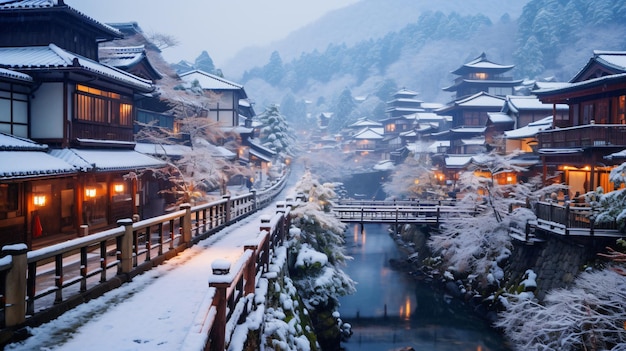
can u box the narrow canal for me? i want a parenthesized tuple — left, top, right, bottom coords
(339, 223, 512, 351)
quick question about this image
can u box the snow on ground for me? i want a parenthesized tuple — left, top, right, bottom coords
(6, 203, 285, 351)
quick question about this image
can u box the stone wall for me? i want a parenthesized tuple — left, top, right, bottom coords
(505, 234, 617, 301)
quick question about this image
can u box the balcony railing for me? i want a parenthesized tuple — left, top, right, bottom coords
(538, 124, 626, 149)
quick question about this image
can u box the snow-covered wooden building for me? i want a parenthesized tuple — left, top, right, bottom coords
(0, 0, 167, 247)
(535, 50, 626, 195)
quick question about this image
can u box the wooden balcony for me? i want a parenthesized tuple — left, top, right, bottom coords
(72, 121, 134, 142)
(531, 201, 622, 238)
(538, 124, 626, 149)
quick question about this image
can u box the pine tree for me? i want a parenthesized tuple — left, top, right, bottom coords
(257, 104, 296, 157)
(194, 50, 215, 74)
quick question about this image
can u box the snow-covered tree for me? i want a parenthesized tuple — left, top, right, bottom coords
(497, 268, 626, 351)
(287, 171, 355, 350)
(136, 116, 251, 205)
(428, 152, 563, 288)
(257, 104, 296, 157)
(593, 163, 626, 231)
(382, 152, 446, 200)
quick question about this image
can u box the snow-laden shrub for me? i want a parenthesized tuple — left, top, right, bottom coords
(497, 269, 626, 351)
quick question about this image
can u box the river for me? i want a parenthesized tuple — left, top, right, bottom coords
(338, 223, 512, 351)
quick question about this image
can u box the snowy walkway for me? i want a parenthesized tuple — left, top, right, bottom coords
(6, 201, 286, 350)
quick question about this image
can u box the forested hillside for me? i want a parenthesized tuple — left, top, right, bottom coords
(179, 0, 626, 133)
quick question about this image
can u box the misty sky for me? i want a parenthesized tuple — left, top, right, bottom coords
(66, 0, 360, 66)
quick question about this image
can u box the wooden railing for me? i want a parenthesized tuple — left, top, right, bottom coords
(333, 199, 470, 225)
(0, 170, 289, 340)
(537, 124, 626, 149)
(183, 208, 291, 351)
(534, 201, 619, 233)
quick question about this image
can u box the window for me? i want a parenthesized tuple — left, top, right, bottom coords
(74, 85, 133, 126)
(619, 96, 625, 124)
(0, 183, 20, 219)
(0, 88, 29, 138)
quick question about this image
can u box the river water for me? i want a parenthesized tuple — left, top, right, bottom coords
(338, 223, 512, 351)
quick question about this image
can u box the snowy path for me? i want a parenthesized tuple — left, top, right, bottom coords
(6, 204, 285, 351)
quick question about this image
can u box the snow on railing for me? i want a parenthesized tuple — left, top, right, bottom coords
(0, 168, 290, 340)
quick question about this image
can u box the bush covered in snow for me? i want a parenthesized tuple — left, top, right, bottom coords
(497, 268, 626, 350)
(286, 171, 356, 349)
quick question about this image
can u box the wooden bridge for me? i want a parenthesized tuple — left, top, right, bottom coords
(333, 199, 625, 243)
(332, 199, 475, 226)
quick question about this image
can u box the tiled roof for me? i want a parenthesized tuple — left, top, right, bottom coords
(0, 0, 122, 38)
(0, 67, 32, 82)
(0, 151, 76, 179)
(0, 132, 47, 151)
(179, 70, 243, 90)
(49, 148, 167, 172)
(0, 44, 154, 92)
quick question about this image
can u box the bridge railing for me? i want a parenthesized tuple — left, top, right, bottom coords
(333, 200, 474, 225)
(0, 169, 289, 338)
(336, 199, 457, 207)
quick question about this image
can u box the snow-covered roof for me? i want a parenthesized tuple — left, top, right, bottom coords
(0, 67, 32, 82)
(249, 148, 272, 162)
(347, 118, 382, 128)
(0, 132, 47, 151)
(605, 149, 626, 160)
(49, 148, 167, 172)
(353, 128, 383, 140)
(98, 45, 163, 80)
(505, 95, 567, 113)
(0, 151, 76, 179)
(538, 148, 584, 155)
(179, 70, 243, 90)
(248, 139, 276, 156)
(135, 142, 191, 158)
(454, 92, 506, 108)
(535, 73, 626, 96)
(373, 160, 395, 171)
(0, 44, 154, 92)
(461, 138, 485, 146)
(488, 112, 514, 124)
(420, 102, 445, 110)
(504, 116, 553, 139)
(450, 126, 486, 134)
(426, 140, 450, 153)
(445, 155, 474, 168)
(0, 0, 123, 38)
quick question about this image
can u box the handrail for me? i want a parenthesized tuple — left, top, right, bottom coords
(0, 169, 289, 341)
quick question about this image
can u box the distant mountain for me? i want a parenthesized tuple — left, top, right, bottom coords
(223, 0, 528, 78)
(207, 0, 626, 133)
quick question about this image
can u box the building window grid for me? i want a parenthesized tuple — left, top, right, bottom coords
(0, 89, 28, 136)
(74, 85, 133, 126)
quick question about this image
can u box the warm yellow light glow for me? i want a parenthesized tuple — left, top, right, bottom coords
(114, 183, 125, 193)
(85, 187, 97, 198)
(506, 176, 513, 183)
(33, 194, 46, 207)
(414, 179, 420, 185)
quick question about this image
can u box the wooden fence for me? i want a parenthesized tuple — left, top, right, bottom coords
(0, 172, 289, 344)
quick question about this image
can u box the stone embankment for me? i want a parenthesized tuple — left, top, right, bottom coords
(390, 223, 618, 316)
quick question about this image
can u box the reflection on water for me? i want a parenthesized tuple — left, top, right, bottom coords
(339, 224, 511, 351)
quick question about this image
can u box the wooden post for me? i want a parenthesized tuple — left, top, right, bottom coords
(251, 190, 257, 211)
(222, 195, 231, 224)
(243, 245, 257, 295)
(180, 203, 192, 243)
(4, 244, 28, 327)
(260, 216, 271, 272)
(117, 219, 134, 275)
(209, 260, 231, 351)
